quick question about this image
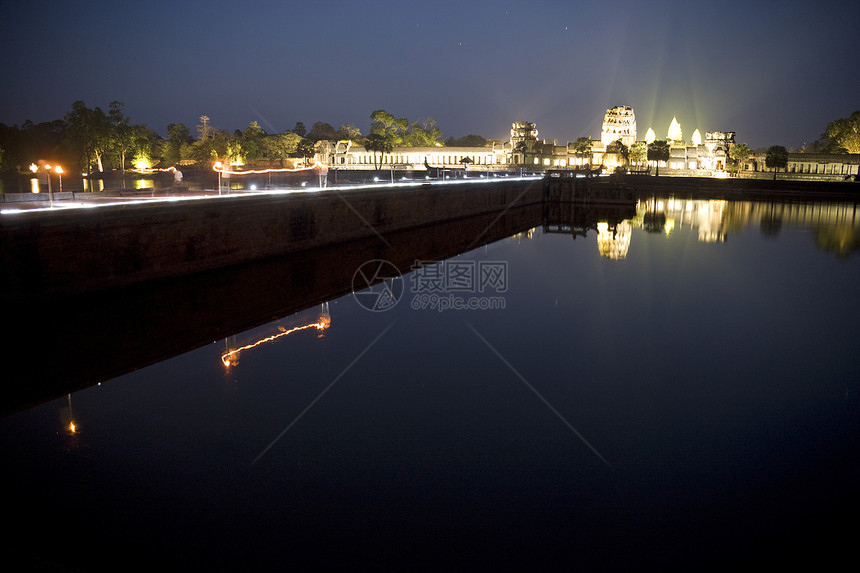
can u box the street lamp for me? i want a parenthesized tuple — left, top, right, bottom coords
(45, 164, 54, 206)
(54, 165, 63, 192)
(29, 164, 39, 194)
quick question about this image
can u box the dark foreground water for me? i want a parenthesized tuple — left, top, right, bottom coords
(3, 197, 859, 571)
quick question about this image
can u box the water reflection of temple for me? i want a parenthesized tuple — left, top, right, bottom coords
(634, 199, 858, 253)
(638, 198, 732, 242)
(543, 196, 859, 259)
(221, 303, 331, 368)
(542, 202, 637, 259)
(597, 220, 632, 259)
(512, 228, 535, 241)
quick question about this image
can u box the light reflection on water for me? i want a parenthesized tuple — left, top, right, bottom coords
(1, 197, 858, 570)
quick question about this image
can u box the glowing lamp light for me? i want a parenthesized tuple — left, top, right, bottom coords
(133, 157, 151, 170)
(29, 163, 38, 174)
(54, 165, 64, 192)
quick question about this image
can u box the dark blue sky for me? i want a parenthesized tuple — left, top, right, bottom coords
(2, 0, 857, 149)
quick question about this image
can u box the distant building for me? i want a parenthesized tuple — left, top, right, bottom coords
(703, 132, 734, 171)
(318, 109, 859, 181)
(601, 106, 637, 147)
(326, 139, 512, 173)
(745, 151, 860, 180)
(510, 121, 539, 150)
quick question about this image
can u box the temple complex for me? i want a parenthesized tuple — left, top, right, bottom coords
(320, 106, 859, 181)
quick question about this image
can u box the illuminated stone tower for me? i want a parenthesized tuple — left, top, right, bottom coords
(601, 106, 637, 147)
(667, 116, 683, 143)
(510, 121, 538, 149)
(691, 129, 702, 146)
(645, 127, 656, 144)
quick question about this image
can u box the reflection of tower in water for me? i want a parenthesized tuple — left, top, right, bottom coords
(318, 301, 331, 336)
(597, 220, 632, 260)
(66, 393, 77, 435)
(221, 303, 331, 367)
(224, 334, 238, 365)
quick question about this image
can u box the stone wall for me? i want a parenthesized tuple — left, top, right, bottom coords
(0, 180, 542, 300)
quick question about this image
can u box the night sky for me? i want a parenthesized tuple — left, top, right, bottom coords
(2, 0, 858, 149)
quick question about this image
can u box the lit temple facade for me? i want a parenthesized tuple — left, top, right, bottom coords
(601, 106, 637, 147)
(664, 131, 735, 173)
(317, 106, 859, 181)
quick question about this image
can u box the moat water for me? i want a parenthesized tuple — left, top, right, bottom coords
(3, 195, 859, 570)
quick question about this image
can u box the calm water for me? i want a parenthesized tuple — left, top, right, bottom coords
(3, 197, 859, 570)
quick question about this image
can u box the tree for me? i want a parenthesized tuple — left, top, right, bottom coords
(109, 101, 134, 172)
(606, 139, 629, 170)
(296, 138, 316, 164)
(128, 124, 159, 169)
(368, 110, 445, 148)
(571, 136, 593, 166)
(765, 145, 788, 179)
(403, 117, 442, 147)
(307, 122, 337, 142)
(225, 138, 244, 165)
(336, 123, 362, 142)
(369, 110, 408, 146)
(196, 115, 214, 141)
(817, 111, 860, 153)
(163, 123, 193, 166)
(64, 100, 111, 174)
(292, 122, 307, 137)
(364, 133, 393, 170)
(241, 121, 266, 162)
(647, 140, 670, 176)
(729, 142, 751, 175)
(263, 132, 303, 162)
(445, 134, 487, 147)
(629, 141, 647, 168)
(192, 125, 229, 163)
(0, 119, 69, 171)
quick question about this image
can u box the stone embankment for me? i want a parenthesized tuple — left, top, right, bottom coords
(0, 180, 543, 301)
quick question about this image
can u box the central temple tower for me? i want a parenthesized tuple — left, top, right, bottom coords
(601, 106, 637, 147)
